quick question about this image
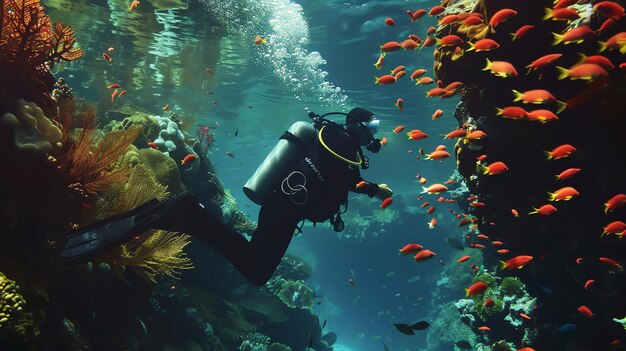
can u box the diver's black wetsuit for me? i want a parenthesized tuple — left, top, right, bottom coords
(158, 123, 379, 286)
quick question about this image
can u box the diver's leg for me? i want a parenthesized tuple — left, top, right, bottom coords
(161, 190, 304, 286)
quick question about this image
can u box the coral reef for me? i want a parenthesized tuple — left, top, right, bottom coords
(426, 0, 626, 348)
(1, 98, 63, 153)
(0, 0, 83, 117)
(0, 272, 39, 347)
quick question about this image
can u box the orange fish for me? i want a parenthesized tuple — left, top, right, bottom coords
(107, 83, 121, 89)
(496, 106, 529, 120)
(102, 52, 112, 62)
(428, 5, 445, 16)
(407, 131, 428, 140)
(373, 53, 386, 70)
(356, 180, 366, 188)
(466, 281, 489, 296)
(380, 197, 393, 209)
(605, 194, 626, 214)
(107, 47, 115, 52)
(375, 75, 397, 85)
(545, 144, 576, 160)
(148, 141, 159, 150)
(411, 9, 427, 21)
(445, 81, 463, 91)
(511, 25, 534, 40)
(181, 153, 197, 165)
(593, 1, 625, 20)
(401, 39, 419, 50)
(426, 206, 435, 214)
(497, 249, 510, 254)
(393, 125, 405, 133)
(463, 16, 484, 26)
(444, 129, 468, 139)
(410, 69, 427, 80)
(162, 104, 170, 111)
(395, 98, 403, 112)
(428, 218, 437, 229)
(425, 150, 450, 161)
(477, 234, 489, 240)
(458, 217, 472, 226)
(576, 257, 584, 264)
(478, 326, 491, 331)
(384, 17, 395, 26)
(527, 109, 559, 123)
(599, 257, 623, 269)
(483, 58, 518, 77)
(432, 109, 443, 120)
(520, 313, 532, 320)
(489, 9, 517, 31)
(556, 63, 609, 80)
(512, 89, 562, 106)
(129, 0, 140, 11)
(543, 7, 580, 21)
(380, 41, 402, 52)
(416, 77, 435, 85)
(426, 88, 447, 98)
(380, 136, 388, 145)
(471, 243, 485, 249)
(440, 35, 464, 47)
(465, 130, 487, 140)
(395, 71, 406, 80)
(526, 53, 563, 72)
(599, 32, 626, 54)
(602, 221, 626, 236)
(500, 255, 534, 269)
(511, 208, 519, 217)
(492, 240, 504, 246)
(458, 256, 471, 263)
(468, 39, 500, 52)
(483, 298, 495, 307)
(479, 161, 508, 175)
(577, 305, 594, 318)
(584, 279, 595, 289)
(554, 0, 578, 9)
(548, 186, 579, 201)
(576, 53, 615, 71)
(529, 204, 557, 215)
(427, 26, 436, 35)
(439, 14, 460, 26)
(422, 184, 448, 194)
(111, 89, 118, 102)
(408, 34, 422, 43)
(476, 154, 488, 162)
(390, 65, 406, 75)
(552, 26, 596, 45)
(255, 35, 267, 45)
(399, 243, 423, 254)
(419, 177, 427, 184)
(444, 179, 455, 185)
(118, 90, 127, 97)
(414, 249, 436, 262)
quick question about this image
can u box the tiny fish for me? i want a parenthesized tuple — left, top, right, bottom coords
(226, 151, 235, 158)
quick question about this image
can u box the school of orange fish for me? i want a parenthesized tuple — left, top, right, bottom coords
(369, 1, 625, 349)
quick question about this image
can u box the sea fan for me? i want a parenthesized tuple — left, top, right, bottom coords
(94, 163, 169, 220)
(109, 230, 194, 283)
(60, 125, 142, 194)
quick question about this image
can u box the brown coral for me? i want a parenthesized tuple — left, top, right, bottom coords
(0, 0, 83, 116)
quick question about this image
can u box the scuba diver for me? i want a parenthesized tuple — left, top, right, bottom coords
(62, 107, 393, 286)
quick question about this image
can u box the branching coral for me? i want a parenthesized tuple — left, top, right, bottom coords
(101, 230, 194, 283)
(0, 0, 83, 116)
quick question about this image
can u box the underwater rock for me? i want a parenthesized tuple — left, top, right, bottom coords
(1, 99, 63, 153)
(105, 111, 160, 147)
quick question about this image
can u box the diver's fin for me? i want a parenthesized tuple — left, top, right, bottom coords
(62, 191, 194, 263)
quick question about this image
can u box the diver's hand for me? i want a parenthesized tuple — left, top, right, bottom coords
(375, 183, 393, 200)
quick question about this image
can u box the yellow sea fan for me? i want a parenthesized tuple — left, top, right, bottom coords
(112, 230, 194, 283)
(94, 163, 169, 220)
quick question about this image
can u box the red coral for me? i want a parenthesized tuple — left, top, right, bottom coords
(0, 0, 83, 117)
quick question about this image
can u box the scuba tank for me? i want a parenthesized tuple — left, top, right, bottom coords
(243, 121, 317, 205)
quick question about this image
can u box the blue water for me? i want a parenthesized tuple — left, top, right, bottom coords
(43, 0, 465, 350)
